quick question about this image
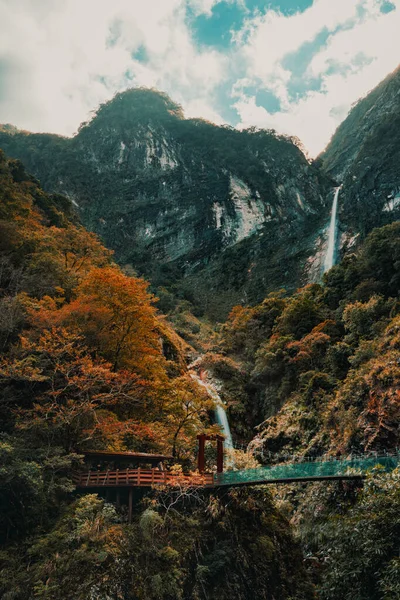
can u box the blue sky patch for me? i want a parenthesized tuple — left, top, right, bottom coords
(255, 89, 282, 113)
(211, 81, 241, 124)
(190, 2, 246, 49)
(379, 0, 396, 13)
(281, 28, 329, 102)
(132, 45, 149, 64)
(189, 0, 315, 49)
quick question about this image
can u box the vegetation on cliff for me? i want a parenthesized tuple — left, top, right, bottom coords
(0, 149, 214, 539)
(199, 220, 400, 599)
(206, 222, 400, 458)
(1, 487, 315, 600)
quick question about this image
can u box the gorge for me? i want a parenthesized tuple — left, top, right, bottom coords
(1, 62, 400, 600)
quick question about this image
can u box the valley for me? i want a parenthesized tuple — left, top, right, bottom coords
(1, 63, 400, 600)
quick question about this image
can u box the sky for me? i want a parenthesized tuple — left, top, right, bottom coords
(0, 0, 399, 156)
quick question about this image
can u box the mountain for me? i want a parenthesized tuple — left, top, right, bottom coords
(0, 89, 332, 319)
(321, 64, 400, 237)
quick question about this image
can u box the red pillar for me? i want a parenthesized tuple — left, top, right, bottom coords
(197, 434, 206, 473)
(217, 437, 224, 473)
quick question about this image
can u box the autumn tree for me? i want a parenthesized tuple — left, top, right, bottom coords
(0, 327, 150, 451)
(163, 375, 214, 460)
(62, 267, 165, 378)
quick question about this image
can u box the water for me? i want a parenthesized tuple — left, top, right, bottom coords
(214, 403, 234, 451)
(189, 371, 234, 452)
(323, 186, 341, 273)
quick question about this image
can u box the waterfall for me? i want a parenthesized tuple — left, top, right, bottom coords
(323, 186, 341, 273)
(189, 371, 234, 452)
(214, 403, 234, 451)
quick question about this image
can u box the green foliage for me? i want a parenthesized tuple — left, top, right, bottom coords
(275, 284, 326, 339)
(313, 469, 400, 600)
(221, 293, 286, 359)
(343, 294, 391, 340)
(0, 489, 314, 600)
(323, 222, 400, 307)
(3, 495, 123, 600)
(0, 435, 80, 543)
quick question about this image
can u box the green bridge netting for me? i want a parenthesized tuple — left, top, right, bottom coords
(214, 455, 400, 486)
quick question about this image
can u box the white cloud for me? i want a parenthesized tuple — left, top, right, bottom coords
(232, 0, 400, 155)
(234, 0, 360, 87)
(0, 0, 227, 134)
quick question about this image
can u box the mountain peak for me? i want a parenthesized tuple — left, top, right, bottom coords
(79, 87, 184, 134)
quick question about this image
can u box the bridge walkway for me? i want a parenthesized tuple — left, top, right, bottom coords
(75, 455, 399, 490)
(213, 455, 399, 487)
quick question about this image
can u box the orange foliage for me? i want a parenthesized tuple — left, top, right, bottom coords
(28, 267, 166, 379)
(287, 329, 331, 368)
(0, 327, 155, 450)
(0, 154, 210, 461)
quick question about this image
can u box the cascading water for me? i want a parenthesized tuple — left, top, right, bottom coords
(214, 403, 234, 452)
(189, 371, 234, 454)
(323, 186, 341, 273)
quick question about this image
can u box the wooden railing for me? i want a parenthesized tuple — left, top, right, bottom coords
(74, 468, 214, 488)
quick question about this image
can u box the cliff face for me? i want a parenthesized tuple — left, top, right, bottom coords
(321, 65, 400, 238)
(0, 89, 331, 318)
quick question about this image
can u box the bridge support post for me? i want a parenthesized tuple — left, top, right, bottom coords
(128, 488, 133, 524)
(217, 437, 224, 473)
(197, 434, 206, 473)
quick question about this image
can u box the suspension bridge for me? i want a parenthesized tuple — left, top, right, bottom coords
(75, 450, 400, 491)
(74, 448, 399, 522)
(213, 454, 399, 487)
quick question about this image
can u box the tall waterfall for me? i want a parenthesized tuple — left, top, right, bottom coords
(189, 372, 234, 452)
(323, 186, 341, 273)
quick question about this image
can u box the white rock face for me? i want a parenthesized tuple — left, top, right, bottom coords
(296, 192, 304, 209)
(305, 230, 329, 283)
(211, 177, 266, 243)
(226, 176, 265, 243)
(163, 228, 196, 261)
(118, 141, 126, 164)
(383, 192, 400, 212)
(213, 202, 223, 229)
(340, 231, 359, 250)
(143, 131, 178, 170)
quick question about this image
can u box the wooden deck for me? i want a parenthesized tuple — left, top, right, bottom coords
(75, 468, 214, 488)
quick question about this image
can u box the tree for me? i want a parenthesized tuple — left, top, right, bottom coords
(0, 327, 148, 451)
(62, 267, 165, 378)
(317, 469, 400, 600)
(164, 375, 214, 460)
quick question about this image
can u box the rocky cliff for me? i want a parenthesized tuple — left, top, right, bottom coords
(321, 64, 400, 238)
(0, 89, 331, 319)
